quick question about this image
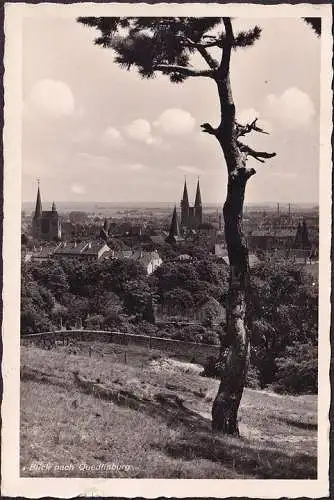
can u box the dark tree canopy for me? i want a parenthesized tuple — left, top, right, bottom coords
(77, 17, 261, 83)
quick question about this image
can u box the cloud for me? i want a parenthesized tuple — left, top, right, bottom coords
(25, 79, 75, 118)
(125, 119, 153, 144)
(71, 183, 85, 194)
(237, 108, 259, 125)
(101, 126, 124, 147)
(177, 165, 202, 175)
(264, 87, 315, 129)
(127, 163, 149, 172)
(237, 107, 273, 133)
(77, 152, 112, 169)
(154, 108, 195, 135)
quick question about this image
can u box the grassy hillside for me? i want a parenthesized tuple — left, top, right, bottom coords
(20, 342, 317, 479)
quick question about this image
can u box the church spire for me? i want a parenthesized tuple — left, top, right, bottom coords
(166, 205, 181, 243)
(34, 180, 42, 218)
(170, 206, 180, 236)
(182, 178, 189, 206)
(51, 201, 56, 212)
(195, 178, 202, 206)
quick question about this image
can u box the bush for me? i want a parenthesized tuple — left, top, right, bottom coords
(272, 343, 317, 394)
(21, 306, 56, 335)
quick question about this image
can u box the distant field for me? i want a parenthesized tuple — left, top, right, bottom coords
(20, 342, 317, 479)
(21, 200, 319, 214)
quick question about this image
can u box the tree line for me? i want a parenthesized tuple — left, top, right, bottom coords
(21, 254, 317, 394)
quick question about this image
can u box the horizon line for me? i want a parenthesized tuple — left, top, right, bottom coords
(22, 200, 319, 206)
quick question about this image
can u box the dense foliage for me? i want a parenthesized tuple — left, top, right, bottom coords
(21, 255, 318, 393)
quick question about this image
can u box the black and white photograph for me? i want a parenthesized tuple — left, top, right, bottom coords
(2, 2, 332, 498)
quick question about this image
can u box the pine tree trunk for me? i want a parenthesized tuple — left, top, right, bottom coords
(211, 75, 253, 435)
(212, 171, 251, 434)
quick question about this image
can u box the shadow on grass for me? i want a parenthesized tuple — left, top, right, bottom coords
(152, 430, 317, 479)
(274, 416, 317, 431)
(21, 366, 317, 479)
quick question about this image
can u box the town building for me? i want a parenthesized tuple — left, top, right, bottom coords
(181, 179, 203, 229)
(32, 183, 62, 241)
(113, 249, 163, 275)
(54, 241, 110, 261)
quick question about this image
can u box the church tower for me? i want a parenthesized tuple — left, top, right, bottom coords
(180, 179, 189, 227)
(31, 182, 61, 241)
(166, 206, 181, 244)
(32, 181, 42, 239)
(194, 178, 203, 227)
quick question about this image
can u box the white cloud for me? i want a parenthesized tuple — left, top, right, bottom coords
(127, 163, 149, 172)
(101, 126, 124, 147)
(77, 152, 112, 169)
(71, 183, 85, 194)
(237, 108, 273, 133)
(264, 87, 315, 129)
(25, 79, 75, 118)
(154, 108, 195, 135)
(177, 165, 202, 175)
(237, 108, 259, 125)
(125, 119, 153, 144)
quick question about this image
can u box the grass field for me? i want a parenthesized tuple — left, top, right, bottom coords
(20, 342, 317, 479)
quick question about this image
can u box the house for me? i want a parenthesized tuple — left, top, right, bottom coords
(23, 243, 62, 262)
(113, 248, 163, 275)
(54, 241, 110, 261)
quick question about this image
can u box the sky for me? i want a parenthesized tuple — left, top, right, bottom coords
(22, 16, 321, 205)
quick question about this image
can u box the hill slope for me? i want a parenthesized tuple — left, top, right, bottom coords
(20, 342, 317, 479)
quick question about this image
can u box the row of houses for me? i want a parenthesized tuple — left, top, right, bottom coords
(23, 241, 163, 275)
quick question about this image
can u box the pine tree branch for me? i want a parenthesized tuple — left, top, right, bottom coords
(179, 36, 219, 69)
(202, 35, 224, 48)
(152, 64, 214, 78)
(237, 141, 276, 163)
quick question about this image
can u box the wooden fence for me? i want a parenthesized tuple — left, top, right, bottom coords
(21, 329, 220, 364)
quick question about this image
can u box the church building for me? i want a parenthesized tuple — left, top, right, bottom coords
(180, 178, 203, 229)
(32, 183, 62, 241)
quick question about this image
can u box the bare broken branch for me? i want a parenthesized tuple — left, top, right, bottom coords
(236, 118, 269, 138)
(237, 141, 276, 163)
(200, 122, 218, 135)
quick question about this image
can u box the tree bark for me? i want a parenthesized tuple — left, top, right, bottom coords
(211, 171, 251, 434)
(211, 73, 253, 435)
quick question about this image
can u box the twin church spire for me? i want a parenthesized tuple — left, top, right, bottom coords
(168, 178, 203, 242)
(182, 178, 202, 209)
(181, 178, 203, 229)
